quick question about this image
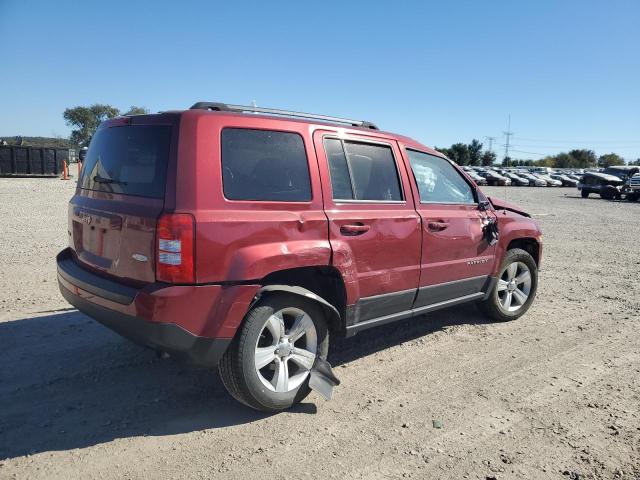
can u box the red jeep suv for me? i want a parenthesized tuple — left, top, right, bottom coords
(57, 102, 542, 412)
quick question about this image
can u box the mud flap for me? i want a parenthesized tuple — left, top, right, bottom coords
(309, 357, 341, 401)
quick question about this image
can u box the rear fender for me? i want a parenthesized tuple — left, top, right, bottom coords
(227, 240, 331, 281)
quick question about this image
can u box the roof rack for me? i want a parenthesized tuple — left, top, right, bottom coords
(189, 102, 379, 130)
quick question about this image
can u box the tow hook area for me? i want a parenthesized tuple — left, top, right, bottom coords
(309, 357, 341, 400)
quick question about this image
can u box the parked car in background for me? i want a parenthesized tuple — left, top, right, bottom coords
(505, 172, 530, 186)
(530, 167, 555, 175)
(578, 171, 625, 199)
(603, 166, 640, 201)
(627, 173, 640, 201)
(56, 101, 542, 412)
(467, 170, 488, 185)
(535, 174, 563, 187)
(550, 174, 578, 187)
(480, 170, 511, 186)
(519, 172, 548, 187)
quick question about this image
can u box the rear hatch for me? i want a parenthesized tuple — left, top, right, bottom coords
(68, 115, 177, 285)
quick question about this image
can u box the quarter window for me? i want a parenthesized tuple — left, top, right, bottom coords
(221, 128, 312, 201)
(407, 150, 475, 204)
(324, 138, 403, 201)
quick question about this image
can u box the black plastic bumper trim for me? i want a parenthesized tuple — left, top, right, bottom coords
(59, 280, 231, 367)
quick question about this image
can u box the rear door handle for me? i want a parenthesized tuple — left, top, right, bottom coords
(340, 224, 370, 236)
(427, 221, 450, 231)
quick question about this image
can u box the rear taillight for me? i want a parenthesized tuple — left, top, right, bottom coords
(156, 213, 195, 283)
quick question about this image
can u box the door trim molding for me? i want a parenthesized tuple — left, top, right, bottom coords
(344, 276, 496, 337)
(413, 275, 490, 309)
(345, 288, 416, 327)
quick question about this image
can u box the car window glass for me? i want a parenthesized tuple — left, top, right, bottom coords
(324, 138, 354, 200)
(80, 125, 172, 199)
(324, 139, 403, 201)
(221, 128, 311, 201)
(407, 150, 475, 204)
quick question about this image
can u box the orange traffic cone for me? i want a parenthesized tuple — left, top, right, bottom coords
(62, 160, 69, 180)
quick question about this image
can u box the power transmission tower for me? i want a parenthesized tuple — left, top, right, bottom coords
(503, 115, 514, 165)
(485, 136, 496, 152)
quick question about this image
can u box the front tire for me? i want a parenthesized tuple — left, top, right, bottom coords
(477, 248, 538, 322)
(218, 293, 329, 412)
(581, 189, 589, 198)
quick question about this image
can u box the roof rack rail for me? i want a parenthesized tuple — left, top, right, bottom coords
(189, 102, 379, 130)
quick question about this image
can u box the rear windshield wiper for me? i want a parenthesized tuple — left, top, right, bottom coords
(93, 175, 128, 185)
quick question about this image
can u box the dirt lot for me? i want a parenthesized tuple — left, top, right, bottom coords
(0, 178, 638, 480)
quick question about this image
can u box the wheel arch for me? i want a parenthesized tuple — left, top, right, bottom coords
(506, 237, 541, 266)
(253, 266, 348, 335)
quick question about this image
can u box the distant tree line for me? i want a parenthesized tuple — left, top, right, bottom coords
(63, 104, 149, 147)
(501, 150, 629, 169)
(435, 140, 637, 168)
(435, 139, 497, 166)
(0, 136, 73, 148)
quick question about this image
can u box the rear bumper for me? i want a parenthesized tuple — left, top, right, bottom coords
(57, 248, 260, 366)
(60, 286, 231, 366)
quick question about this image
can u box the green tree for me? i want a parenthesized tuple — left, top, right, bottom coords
(598, 153, 625, 168)
(629, 158, 640, 166)
(467, 139, 483, 166)
(551, 153, 573, 168)
(63, 104, 120, 147)
(448, 143, 470, 165)
(481, 150, 496, 166)
(568, 149, 597, 168)
(434, 147, 451, 158)
(63, 104, 148, 146)
(123, 106, 150, 116)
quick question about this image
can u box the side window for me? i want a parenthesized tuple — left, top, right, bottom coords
(407, 149, 476, 204)
(324, 138, 353, 200)
(221, 128, 311, 201)
(324, 138, 403, 201)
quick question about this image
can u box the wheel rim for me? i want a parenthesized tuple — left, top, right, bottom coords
(254, 307, 317, 393)
(496, 261, 532, 312)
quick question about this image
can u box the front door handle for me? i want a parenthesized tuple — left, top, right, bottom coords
(427, 221, 450, 231)
(340, 224, 370, 236)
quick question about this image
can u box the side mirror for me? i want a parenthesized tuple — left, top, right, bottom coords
(478, 200, 491, 211)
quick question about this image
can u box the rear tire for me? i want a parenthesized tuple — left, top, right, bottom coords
(477, 248, 538, 322)
(218, 293, 329, 412)
(581, 190, 589, 198)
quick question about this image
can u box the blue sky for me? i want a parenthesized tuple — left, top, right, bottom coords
(1, 0, 639, 161)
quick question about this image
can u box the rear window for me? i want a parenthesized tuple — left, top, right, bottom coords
(221, 128, 311, 202)
(80, 125, 172, 199)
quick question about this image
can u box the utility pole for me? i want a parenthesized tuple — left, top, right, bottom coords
(503, 114, 513, 165)
(484, 136, 496, 153)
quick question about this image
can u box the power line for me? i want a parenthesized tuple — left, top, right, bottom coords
(510, 143, 640, 149)
(507, 148, 548, 157)
(512, 136, 640, 144)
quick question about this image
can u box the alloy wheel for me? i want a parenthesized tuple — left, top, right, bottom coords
(254, 307, 317, 393)
(497, 261, 532, 312)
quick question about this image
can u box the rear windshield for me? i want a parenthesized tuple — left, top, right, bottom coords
(80, 125, 172, 198)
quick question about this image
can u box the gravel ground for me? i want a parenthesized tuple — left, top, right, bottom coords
(0, 178, 638, 480)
